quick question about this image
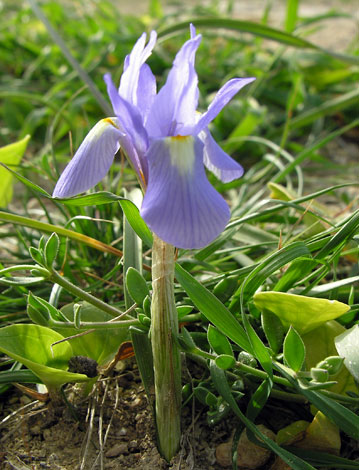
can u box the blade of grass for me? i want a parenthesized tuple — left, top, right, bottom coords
(28, 0, 112, 116)
(158, 19, 359, 65)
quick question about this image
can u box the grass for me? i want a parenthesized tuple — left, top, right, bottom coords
(1, 0, 359, 467)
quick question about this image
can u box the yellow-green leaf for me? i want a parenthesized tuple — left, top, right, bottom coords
(253, 291, 350, 334)
(302, 321, 357, 395)
(0, 135, 30, 206)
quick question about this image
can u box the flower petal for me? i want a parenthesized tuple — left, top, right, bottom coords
(119, 31, 157, 107)
(53, 118, 122, 198)
(146, 32, 202, 137)
(141, 136, 230, 249)
(194, 77, 256, 134)
(201, 128, 244, 182)
(104, 73, 148, 179)
(137, 63, 157, 123)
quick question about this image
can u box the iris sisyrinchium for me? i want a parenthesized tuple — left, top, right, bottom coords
(53, 25, 255, 249)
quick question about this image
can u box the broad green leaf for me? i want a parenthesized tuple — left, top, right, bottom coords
(303, 321, 357, 396)
(303, 411, 341, 455)
(54, 302, 129, 365)
(253, 291, 350, 334)
(126, 267, 150, 306)
(175, 263, 251, 353)
(0, 324, 88, 387)
(207, 325, 233, 356)
(283, 327, 305, 372)
(335, 324, 359, 382)
(215, 354, 236, 370)
(0, 135, 30, 206)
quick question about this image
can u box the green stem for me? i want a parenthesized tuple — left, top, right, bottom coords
(151, 235, 182, 462)
(49, 268, 130, 319)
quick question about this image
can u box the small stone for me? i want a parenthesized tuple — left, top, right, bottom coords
(216, 425, 275, 469)
(128, 440, 139, 451)
(105, 443, 129, 458)
(117, 427, 127, 436)
(29, 424, 42, 436)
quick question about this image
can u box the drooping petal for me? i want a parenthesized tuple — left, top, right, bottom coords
(201, 128, 244, 183)
(119, 31, 157, 106)
(53, 118, 122, 198)
(104, 73, 148, 178)
(146, 33, 202, 138)
(194, 77, 256, 134)
(140, 136, 230, 249)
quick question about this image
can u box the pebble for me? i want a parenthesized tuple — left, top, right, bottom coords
(216, 424, 275, 468)
(105, 442, 129, 458)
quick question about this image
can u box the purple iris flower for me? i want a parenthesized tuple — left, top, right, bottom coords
(53, 25, 255, 249)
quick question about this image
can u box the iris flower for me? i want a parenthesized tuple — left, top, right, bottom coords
(53, 25, 255, 249)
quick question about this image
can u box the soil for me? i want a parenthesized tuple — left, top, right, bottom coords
(0, 359, 238, 470)
(0, 356, 315, 470)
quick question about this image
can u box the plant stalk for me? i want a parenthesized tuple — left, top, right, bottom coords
(151, 235, 182, 462)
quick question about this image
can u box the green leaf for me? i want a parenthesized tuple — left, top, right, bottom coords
(207, 325, 233, 356)
(335, 324, 359, 382)
(261, 309, 285, 354)
(237, 241, 310, 307)
(0, 324, 89, 387)
(130, 327, 154, 409)
(123, 189, 143, 309)
(283, 327, 305, 372)
(44, 233, 60, 268)
(175, 263, 251, 353)
(246, 378, 272, 421)
(303, 321, 357, 396)
(119, 199, 153, 247)
(53, 191, 124, 206)
(158, 18, 359, 65)
(54, 302, 129, 365)
(253, 291, 350, 334)
(0, 135, 30, 206)
(315, 210, 359, 260)
(215, 354, 236, 370)
(126, 267, 150, 306)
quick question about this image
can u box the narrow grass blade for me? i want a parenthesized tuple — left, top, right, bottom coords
(0, 211, 123, 257)
(158, 19, 359, 65)
(175, 264, 251, 353)
(210, 363, 317, 470)
(28, 0, 112, 115)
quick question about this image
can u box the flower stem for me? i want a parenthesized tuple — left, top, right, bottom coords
(151, 235, 182, 462)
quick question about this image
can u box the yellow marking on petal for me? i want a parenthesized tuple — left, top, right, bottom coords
(103, 117, 120, 129)
(166, 135, 195, 176)
(172, 134, 188, 141)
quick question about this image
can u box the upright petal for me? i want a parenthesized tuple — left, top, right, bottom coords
(53, 118, 122, 198)
(104, 73, 149, 179)
(119, 31, 157, 107)
(141, 136, 230, 249)
(137, 63, 157, 123)
(194, 77, 256, 134)
(146, 33, 202, 138)
(201, 128, 244, 183)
